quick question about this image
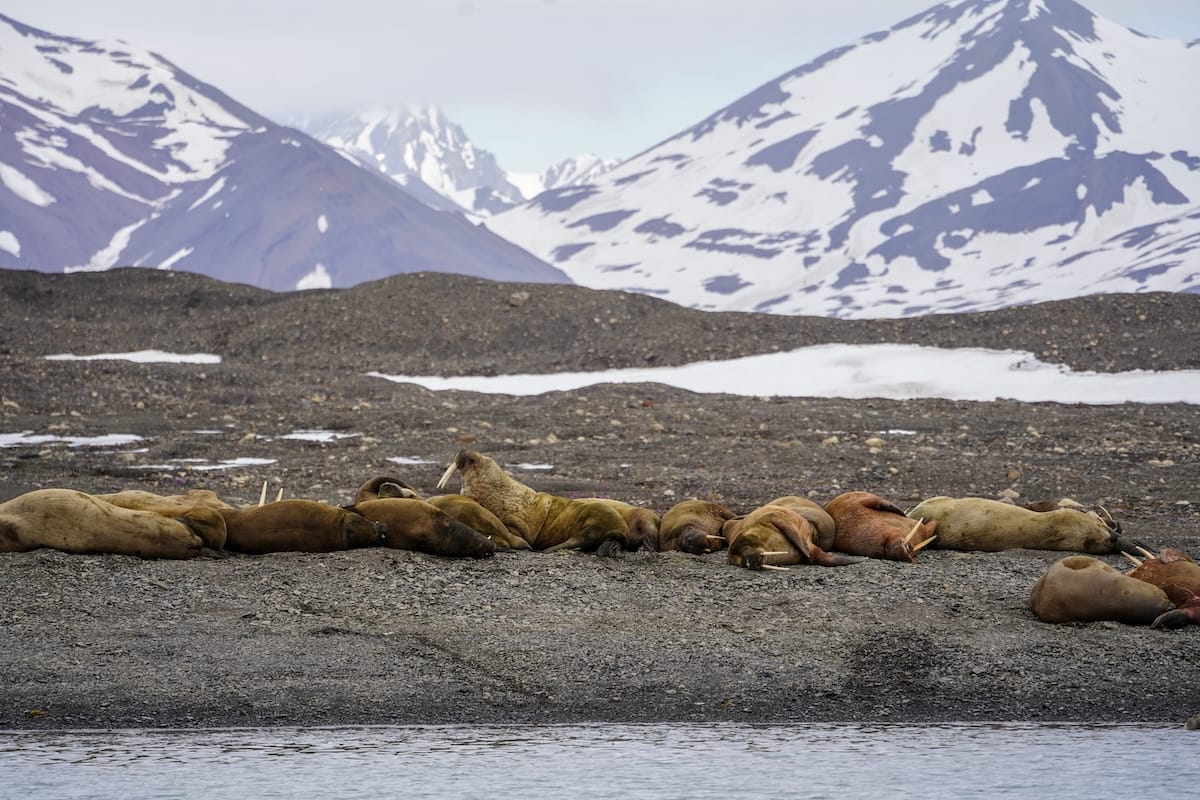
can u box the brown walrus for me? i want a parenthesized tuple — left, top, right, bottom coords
(436, 450, 629, 557)
(725, 500, 861, 570)
(761, 495, 837, 551)
(425, 494, 532, 550)
(1029, 555, 1171, 624)
(906, 496, 1143, 554)
(657, 499, 736, 553)
(825, 491, 937, 562)
(353, 476, 423, 504)
(352, 498, 496, 558)
(0, 488, 226, 558)
(220, 499, 387, 554)
(1124, 547, 1200, 629)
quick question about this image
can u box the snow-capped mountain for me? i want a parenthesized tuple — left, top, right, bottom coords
(489, 0, 1200, 318)
(296, 105, 616, 218)
(0, 15, 567, 291)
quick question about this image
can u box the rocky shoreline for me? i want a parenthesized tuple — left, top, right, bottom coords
(1, 269, 1198, 730)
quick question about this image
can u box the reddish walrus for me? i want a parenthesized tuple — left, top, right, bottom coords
(1029, 555, 1170, 624)
(0, 488, 226, 559)
(436, 450, 629, 557)
(825, 491, 937, 562)
(1124, 547, 1200, 629)
(220, 499, 387, 554)
(725, 499, 861, 571)
(657, 499, 736, 554)
(352, 498, 496, 558)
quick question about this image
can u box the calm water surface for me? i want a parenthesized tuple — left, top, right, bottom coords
(2, 722, 1193, 799)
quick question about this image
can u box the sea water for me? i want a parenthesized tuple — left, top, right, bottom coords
(1, 722, 1193, 799)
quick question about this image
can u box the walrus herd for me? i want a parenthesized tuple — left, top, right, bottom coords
(1, 448, 1196, 631)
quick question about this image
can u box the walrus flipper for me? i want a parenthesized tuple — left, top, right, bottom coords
(860, 496, 907, 517)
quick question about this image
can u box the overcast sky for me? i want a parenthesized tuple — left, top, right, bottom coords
(5, 1, 1198, 172)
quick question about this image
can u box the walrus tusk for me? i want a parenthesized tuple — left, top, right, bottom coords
(1122, 552, 1144, 567)
(761, 551, 790, 557)
(259, 481, 268, 507)
(911, 535, 937, 553)
(761, 564, 789, 571)
(436, 460, 459, 490)
(904, 519, 925, 543)
(1135, 545, 1158, 561)
(275, 487, 284, 503)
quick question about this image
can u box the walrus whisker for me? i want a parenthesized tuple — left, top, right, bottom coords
(903, 519, 925, 544)
(435, 461, 459, 490)
(1135, 545, 1159, 560)
(911, 535, 937, 553)
(1122, 552, 1144, 567)
(258, 481, 268, 507)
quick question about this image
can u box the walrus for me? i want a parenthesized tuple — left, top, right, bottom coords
(1029, 555, 1171, 624)
(657, 499, 736, 553)
(353, 476, 423, 504)
(577, 498, 660, 551)
(352, 498, 496, 558)
(906, 496, 1142, 554)
(0, 488, 227, 558)
(220, 499, 387, 554)
(436, 450, 629, 556)
(825, 491, 937, 562)
(725, 501, 861, 570)
(761, 495, 837, 551)
(1124, 547, 1200, 629)
(425, 494, 532, 550)
(96, 488, 235, 513)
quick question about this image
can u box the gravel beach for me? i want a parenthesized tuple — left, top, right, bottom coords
(1, 268, 1198, 730)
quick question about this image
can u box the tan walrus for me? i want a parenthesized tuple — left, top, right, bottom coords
(906, 496, 1143, 554)
(436, 450, 629, 556)
(825, 491, 937, 562)
(0, 488, 227, 558)
(657, 499, 736, 553)
(351, 474, 529, 549)
(220, 499, 387, 554)
(577, 498, 660, 551)
(352, 498, 496, 558)
(95, 488, 235, 513)
(1029, 555, 1171, 624)
(1124, 547, 1200, 629)
(425, 494, 532, 550)
(352, 476, 423, 504)
(725, 499, 861, 570)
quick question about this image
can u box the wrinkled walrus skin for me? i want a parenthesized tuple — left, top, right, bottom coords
(437, 450, 629, 557)
(907, 496, 1141, 554)
(352, 498, 496, 559)
(1029, 556, 1170, 624)
(220, 500, 387, 555)
(657, 499, 736, 553)
(725, 502, 860, 570)
(1126, 548, 1200, 629)
(0, 488, 226, 559)
(826, 491, 937, 563)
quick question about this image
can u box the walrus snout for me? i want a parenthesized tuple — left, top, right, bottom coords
(371, 519, 389, 540)
(437, 451, 476, 489)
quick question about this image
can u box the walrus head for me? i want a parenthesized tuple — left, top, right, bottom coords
(355, 476, 423, 505)
(338, 506, 390, 547)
